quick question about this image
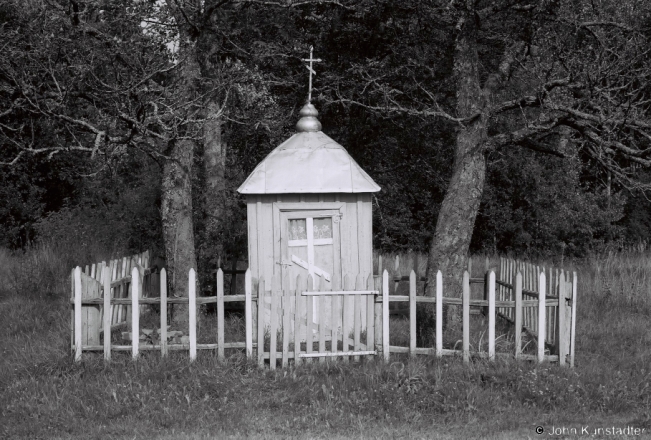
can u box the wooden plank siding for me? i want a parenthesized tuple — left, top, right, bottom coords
(246, 192, 374, 343)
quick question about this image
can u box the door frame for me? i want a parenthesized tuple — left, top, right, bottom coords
(273, 202, 345, 291)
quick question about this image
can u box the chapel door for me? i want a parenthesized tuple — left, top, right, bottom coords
(280, 210, 342, 338)
(280, 210, 342, 292)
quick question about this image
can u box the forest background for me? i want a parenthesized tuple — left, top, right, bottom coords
(2, 0, 651, 301)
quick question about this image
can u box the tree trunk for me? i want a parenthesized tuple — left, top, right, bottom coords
(201, 103, 226, 273)
(161, 138, 197, 325)
(424, 15, 488, 328)
(160, 2, 202, 324)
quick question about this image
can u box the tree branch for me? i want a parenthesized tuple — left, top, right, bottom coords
(335, 98, 473, 126)
(236, 0, 355, 9)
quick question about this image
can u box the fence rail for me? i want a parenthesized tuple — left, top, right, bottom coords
(72, 265, 577, 368)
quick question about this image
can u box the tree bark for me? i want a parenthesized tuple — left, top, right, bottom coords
(425, 14, 487, 326)
(201, 102, 226, 268)
(161, 137, 197, 325)
(161, 0, 203, 325)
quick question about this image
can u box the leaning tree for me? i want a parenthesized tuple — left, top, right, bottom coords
(321, 0, 651, 312)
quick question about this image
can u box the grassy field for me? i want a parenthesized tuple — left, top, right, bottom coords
(1, 245, 650, 439)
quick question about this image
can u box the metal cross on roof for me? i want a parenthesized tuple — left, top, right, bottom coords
(302, 46, 322, 103)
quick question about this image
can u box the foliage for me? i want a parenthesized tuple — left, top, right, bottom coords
(2, 0, 651, 268)
(472, 147, 625, 258)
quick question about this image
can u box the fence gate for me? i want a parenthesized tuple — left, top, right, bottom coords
(256, 273, 378, 369)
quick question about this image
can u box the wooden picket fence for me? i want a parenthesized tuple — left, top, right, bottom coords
(70, 251, 160, 350)
(72, 265, 577, 368)
(381, 254, 576, 352)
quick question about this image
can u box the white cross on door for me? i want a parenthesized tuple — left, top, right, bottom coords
(289, 217, 333, 288)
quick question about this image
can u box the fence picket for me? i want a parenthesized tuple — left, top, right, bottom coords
(103, 267, 111, 361)
(282, 294, 290, 368)
(160, 269, 168, 358)
(462, 271, 470, 364)
(570, 273, 578, 368)
(409, 270, 416, 357)
(557, 271, 567, 366)
(306, 274, 314, 364)
(341, 274, 351, 363)
(257, 277, 266, 367)
(382, 270, 389, 362)
(515, 272, 523, 359)
(131, 267, 139, 359)
(245, 269, 253, 360)
(436, 270, 443, 358)
(353, 274, 363, 362)
(366, 274, 375, 354)
(318, 292, 327, 364)
(189, 268, 197, 361)
(74, 267, 82, 362)
(538, 272, 546, 363)
(331, 292, 339, 356)
(269, 288, 278, 370)
(488, 270, 495, 361)
(217, 269, 224, 361)
(295, 274, 303, 366)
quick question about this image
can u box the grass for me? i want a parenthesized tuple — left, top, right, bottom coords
(1, 247, 651, 439)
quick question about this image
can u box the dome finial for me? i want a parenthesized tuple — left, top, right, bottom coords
(296, 102, 321, 132)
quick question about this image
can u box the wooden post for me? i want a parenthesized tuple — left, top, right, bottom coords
(70, 268, 74, 354)
(374, 275, 382, 352)
(282, 271, 290, 368)
(110, 260, 117, 327)
(131, 267, 139, 359)
(462, 271, 470, 364)
(245, 269, 253, 360)
(103, 267, 111, 361)
(257, 277, 266, 368)
(160, 269, 168, 358)
(306, 274, 314, 364)
(570, 273, 578, 368)
(382, 269, 390, 362)
(514, 272, 523, 360)
(189, 269, 197, 361)
(81, 272, 101, 347)
(295, 275, 303, 366)
(488, 271, 495, 361)
(332, 291, 339, 357)
(282, 295, 291, 368)
(557, 271, 568, 366)
(269, 285, 278, 370)
(341, 275, 350, 363)
(483, 270, 489, 317)
(366, 274, 375, 354)
(217, 269, 225, 361)
(537, 272, 546, 363)
(436, 270, 443, 358)
(74, 267, 82, 362)
(353, 274, 363, 362)
(497, 257, 506, 301)
(409, 270, 417, 357)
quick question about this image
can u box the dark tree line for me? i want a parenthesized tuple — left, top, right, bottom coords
(2, 0, 651, 316)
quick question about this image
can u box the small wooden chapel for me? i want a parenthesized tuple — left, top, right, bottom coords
(237, 102, 380, 291)
(237, 49, 380, 337)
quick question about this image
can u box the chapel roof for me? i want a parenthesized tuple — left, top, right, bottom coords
(237, 103, 381, 194)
